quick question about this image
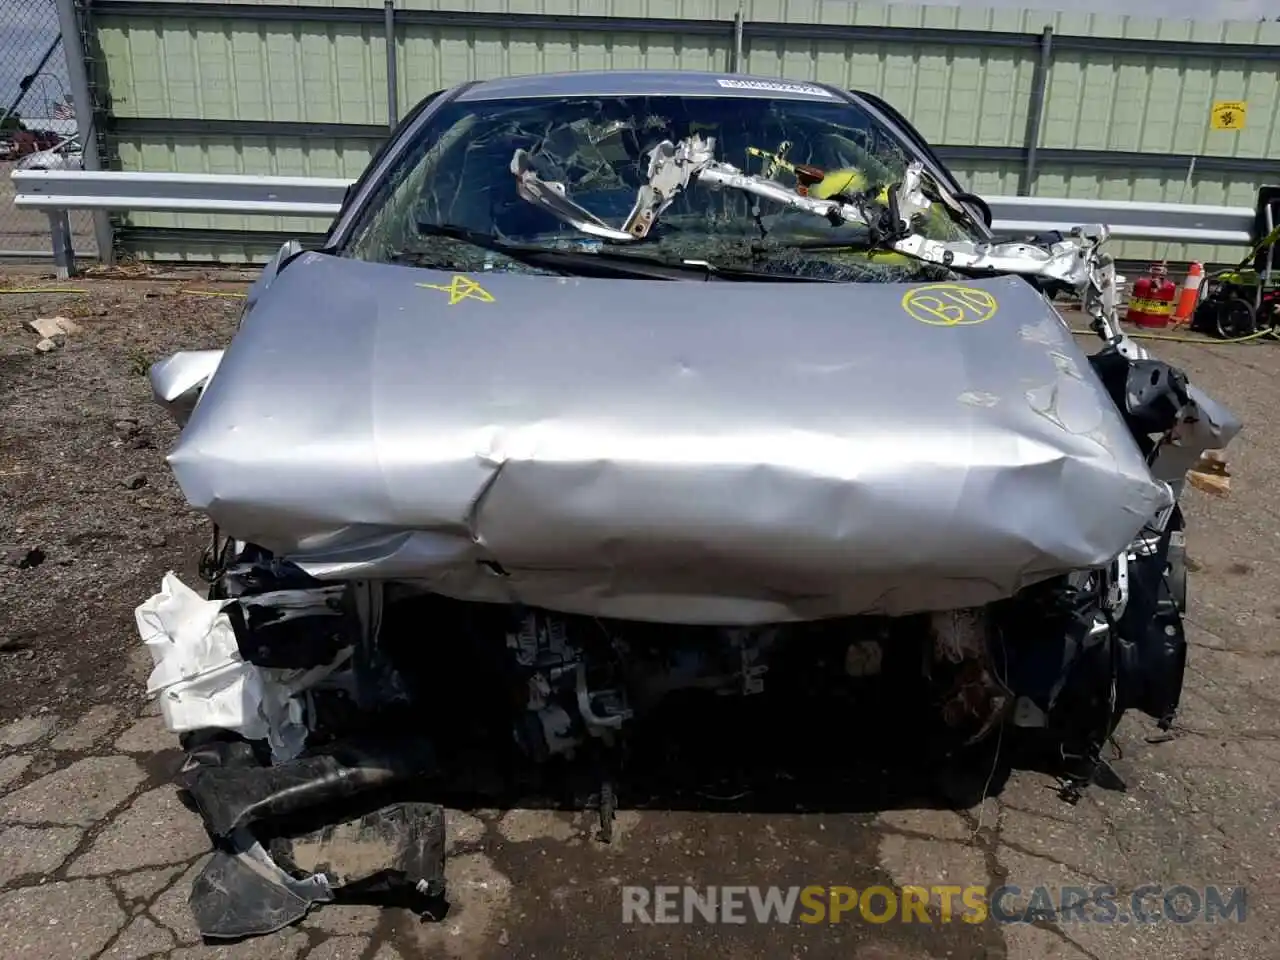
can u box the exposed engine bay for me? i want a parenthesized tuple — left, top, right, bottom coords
(139, 333, 1224, 938)
(137, 84, 1242, 941)
(154, 327, 1212, 764)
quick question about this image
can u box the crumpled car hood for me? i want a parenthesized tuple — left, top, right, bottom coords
(165, 251, 1175, 624)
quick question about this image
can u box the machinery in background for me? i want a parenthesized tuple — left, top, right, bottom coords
(1192, 187, 1280, 339)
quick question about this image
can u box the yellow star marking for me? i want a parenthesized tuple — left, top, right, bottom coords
(416, 275, 496, 306)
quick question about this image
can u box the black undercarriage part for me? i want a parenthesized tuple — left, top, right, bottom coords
(182, 735, 437, 838)
(224, 584, 357, 669)
(181, 735, 445, 940)
(191, 803, 446, 939)
(1115, 507, 1188, 729)
(191, 828, 335, 940)
(270, 801, 446, 897)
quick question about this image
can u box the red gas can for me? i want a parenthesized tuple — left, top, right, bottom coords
(1125, 264, 1176, 328)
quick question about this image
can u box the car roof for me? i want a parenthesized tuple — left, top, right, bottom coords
(455, 70, 845, 103)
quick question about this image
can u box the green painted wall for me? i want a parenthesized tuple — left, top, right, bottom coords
(88, 0, 1280, 262)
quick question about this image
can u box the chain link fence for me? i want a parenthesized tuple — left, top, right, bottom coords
(0, 0, 95, 259)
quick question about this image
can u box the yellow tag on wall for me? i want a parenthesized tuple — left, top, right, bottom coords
(1210, 100, 1247, 131)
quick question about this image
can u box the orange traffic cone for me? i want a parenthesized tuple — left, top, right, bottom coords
(1173, 262, 1204, 325)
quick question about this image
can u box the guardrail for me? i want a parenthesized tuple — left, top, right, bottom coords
(10, 169, 1258, 277)
(13, 170, 350, 216)
(986, 196, 1254, 245)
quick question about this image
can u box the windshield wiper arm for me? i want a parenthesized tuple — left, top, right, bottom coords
(412, 221, 544, 258)
(408, 222, 620, 276)
(405, 224, 830, 282)
(502, 247, 833, 282)
(416, 226, 689, 278)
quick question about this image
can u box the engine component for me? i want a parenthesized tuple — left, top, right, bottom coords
(506, 609, 631, 761)
(226, 585, 356, 669)
(212, 550, 325, 599)
(928, 609, 1012, 746)
(843, 639, 884, 678)
(506, 610, 789, 761)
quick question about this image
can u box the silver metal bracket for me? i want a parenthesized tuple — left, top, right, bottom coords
(511, 138, 1142, 353)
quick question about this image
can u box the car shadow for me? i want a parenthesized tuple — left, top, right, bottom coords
(417, 687, 1031, 822)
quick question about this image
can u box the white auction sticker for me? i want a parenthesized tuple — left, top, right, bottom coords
(716, 78, 835, 97)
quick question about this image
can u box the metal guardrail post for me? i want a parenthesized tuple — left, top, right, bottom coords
(55, 0, 114, 266)
(1260, 201, 1276, 313)
(1018, 26, 1053, 197)
(384, 0, 398, 129)
(731, 9, 744, 73)
(47, 211, 75, 278)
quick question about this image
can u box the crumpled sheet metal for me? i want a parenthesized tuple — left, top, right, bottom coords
(165, 252, 1193, 625)
(149, 349, 224, 426)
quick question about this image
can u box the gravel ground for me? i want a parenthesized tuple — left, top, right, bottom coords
(1, 270, 1278, 960)
(0, 269, 249, 715)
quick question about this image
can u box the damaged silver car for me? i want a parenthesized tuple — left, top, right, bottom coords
(139, 70, 1240, 938)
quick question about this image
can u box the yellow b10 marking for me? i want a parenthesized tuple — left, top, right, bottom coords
(902, 283, 998, 327)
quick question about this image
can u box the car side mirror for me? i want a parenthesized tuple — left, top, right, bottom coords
(954, 192, 993, 228)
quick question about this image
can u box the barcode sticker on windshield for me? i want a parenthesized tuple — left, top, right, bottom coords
(716, 79, 835, 97)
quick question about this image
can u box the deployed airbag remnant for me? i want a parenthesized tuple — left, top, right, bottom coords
(137, 572, 270, 739)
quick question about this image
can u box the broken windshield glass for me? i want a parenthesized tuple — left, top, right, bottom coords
(343, 93, 980, 282)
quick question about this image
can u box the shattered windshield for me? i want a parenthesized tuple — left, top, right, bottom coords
(343, 93, 979, 282)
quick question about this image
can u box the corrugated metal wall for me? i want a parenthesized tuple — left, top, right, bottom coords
(85, 0, 1280, 262)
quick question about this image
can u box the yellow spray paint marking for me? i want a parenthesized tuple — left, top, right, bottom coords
(416, 275, 495, 305)
(902, 283, 998, 327)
